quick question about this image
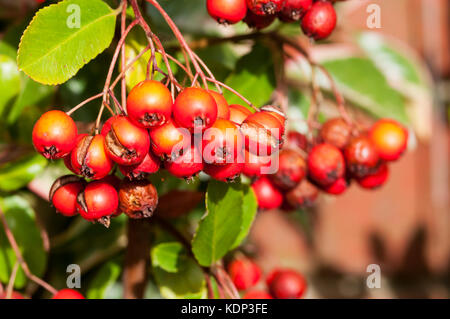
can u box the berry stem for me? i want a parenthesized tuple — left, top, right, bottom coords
(5, 262, 19, 299)
(120, 0, 127, 112)
(66, 92, 104, 116)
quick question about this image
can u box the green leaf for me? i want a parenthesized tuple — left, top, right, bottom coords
(231, 185, 257, 249)
(87, 261, 121, 299)
(0, 195, 46, 288)
(17, 0, 117, 85)
(192, 181, 255, 266)
(224, 43, 276, 107)
(151, 242, 184, 273)
(321, 57, 408, 124)
(0, 154, 48, 192)
(0, 54, 21, 116)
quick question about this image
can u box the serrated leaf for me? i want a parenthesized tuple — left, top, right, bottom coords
(0, 54, 21, 116)
(0, 154, 48, 192)
(231, 185, 257, 249)
(17, 0, 117, 85)
(151, 242, 184, 273)
(224, 43, 275, 107)
(87, 261, 121, 299)
(0, 195, 46, 288)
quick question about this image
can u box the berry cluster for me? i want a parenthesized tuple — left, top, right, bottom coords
(251, 118, 409, 211)
(32, 80, 287, 226)
(207, 0, 338, 39)
(228, 258, 307, 299)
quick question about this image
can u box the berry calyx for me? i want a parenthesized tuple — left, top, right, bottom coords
(369, 119, 408, 161)
(70, 134, 113, 180)
(319, 117, 352, 149)
(229, 104, 252, 125)
(307, 143, 345, 186)
(49, 175, 85, 217)
(76, 180, 119, 227)
(208, 91, 230, 120)
(118, 179, 158, 219)
(204, 162, 244, 182)
(357, 163, 389, 189)
(173, 88, 218, 132)
(126, 80, 173, 128)
(228, 258, 262, 290)
(279, 0, 312, 22)
(243, 290, 274, 299)
(52, 289, 85, 299)
(247, 0, 284, 16)
(164, 144, 203, 179)
(244, 10, 276, 29)
(119, 151, 160, 180)
(207, 0, 247, 24)
(103, 115, 150, 166)
(285, 179, 319, 208)
(301, 1, 337, 40)
(270, 148, 306, 190)
(32, 110, 78, 159)
(267, 269, 307, 299)
(149, 119, 191, 159)
(251, 177, 283, 210)
(344, 136, 380, 178)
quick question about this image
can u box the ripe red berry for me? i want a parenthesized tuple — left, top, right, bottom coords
(118, 179, 158, 219)
(260, 105, 287, 129)
(207, 0, 247, 24)
(49, 175, 85, 217)
(126, 80, 173, 128)
(103, 115, 150, 166)
(99, 175, 122, 217)
(252, 177, 283, 210)
(357, 163, 389, 189)
(322, 176, 348, 195)
(344, 136, 380, 178)
(247, 0, 284, 16)
(308, 143, 345, 186)
(70, 134, 113, 180)
(243, 290, 273, 299)
(229, 104, 252, 125)
(228, 259, 261, 290)
(32, 110, 78, 159)
(240, 111, 285, 156)
(267, 269, 307, 299)
(285, 179, 319, 208)
(320, 117, 352, 149)
(76, 180, 119, 227)
(369, 119, 408, 161)
(149, 119, 191, 159)
(270, 149, 306, 190)
(287, 131, 308, 151)
(0, 291, 25, 299)
(279, 0, 312, 22)
(164, 144, 203, 179)
(202, 119, 244, 165)
(119, 151, 160, 180)
(243, 149, 274, 177)
(244, 10, 276, 29)
(208, 91, 230, 120)
(100, 115, 121, 136)
(52, 289, 85, 299)
(204, 162, 244, 182)
(173, 88, 218, 132)
(301, 1, 337, 40)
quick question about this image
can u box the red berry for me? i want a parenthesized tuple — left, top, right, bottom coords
(164, 144, 203, 179)
(244, 10, 276, 29)
(52, 289, 85, 299)
(267, 269, 307, 299)
(229, 104, 252, 125)
(369, 119, 408, 161)
(118, 179, 158, 219)
(228, 259, 261, 290)
(103, 115, 150, 166)
(204, 162, 244, 182)
(301, 1, 337, 40)
(252, 177, 283, 210)
(0, 291, 25, 299)
(279, 0, 312, 22)
(207, 0, 247, 24)
(243, 290, 273, 299)
(119, 151, 160, 180)
(319, 117, 352, 149)
(247, 0, 284, 16)
(322, 176, 348, 195)
(208, 91, 230, 120)
(270, 149, 306, 190)
(308, 143, 345, 186)
(149, 119, 191, 159)
(344, 136, 380, 178)
(202, 119, 244, 165)
(285, 179, 319, 208)
(287, 131, 308, 151)
(32, 110, 78, 159)
(99, 175, 122, 217)
(173, 88, 218, 132)
(243, 149, 274, 177)
(100, 115, 121, 136)
(70, 134, 114, 180)
(357, 163, 389, 189)
(126, 80, 173, 128)
(76, 180, 119, 227)
(49, 175, 85, 217)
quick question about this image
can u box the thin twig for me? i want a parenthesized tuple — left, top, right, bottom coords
(6, 262, 19, 299)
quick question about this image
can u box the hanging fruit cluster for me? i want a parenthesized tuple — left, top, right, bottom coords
(207, 0, 338, 39)
(250, 118, 409, 211)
